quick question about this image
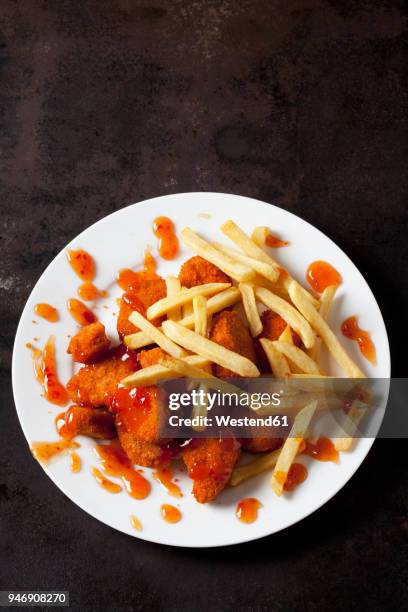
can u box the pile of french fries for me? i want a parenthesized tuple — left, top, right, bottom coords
(120, 219, 367, 497)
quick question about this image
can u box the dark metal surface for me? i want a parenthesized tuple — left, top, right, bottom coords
(0, 1, 407, 610)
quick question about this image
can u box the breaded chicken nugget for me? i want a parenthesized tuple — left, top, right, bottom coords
(179, 256, 230, 288)
(66, 347, 138, 408)
(117, 271, 166, 338)
(110, 385, 167, 468)
(260, 309, 301, 346)
(67, 322, 111, 364)
(183, 438, 241, 503)
(59, 404, 116, 440)
(137, 347, 166, 369)
(209, 310, 256, 377)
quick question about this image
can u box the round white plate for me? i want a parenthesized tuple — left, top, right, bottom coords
(12, 193, 390, 547)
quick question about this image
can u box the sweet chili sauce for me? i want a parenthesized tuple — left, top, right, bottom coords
(236, 498, 263, 524)
(31, 439, 79, 463)
(341, 316, 377, 365)
(34, 303, 59, 322)
(306, 261, 342, 293)
(130, 515, 143, 532)
(67, 249, 95, 281)
(283, 463, 308, 492)
(265, 233, 289, 248)
(78, 283, 102, 301)
(70, 451, 81, 473)
(152, 216, 179, 260)
(143, 248, 157, 274)
(94, 442, 151, 500)
(36, 336, 68, 406)
(91, 467, 122, 493)
(67, 298, 97, 326)
(153, 466, 183, 498)
(303, 437, 339, 463)
(160, 504, 182, 524)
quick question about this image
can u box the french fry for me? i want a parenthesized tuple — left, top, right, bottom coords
(162, 320, 260, 377)
(279, 325, 293, 344)
(157, 353, 214, 379)
(271, 400, 317, 495)
(260, 338, 290, 378)
(255, 286, 316, 349)
(239, 283, 263, 338)
(289, 281, 365, 378)
(271, 341, 321, 375)
(120, 355, 211, 387)
(251, 226, 271, 248)
(309, 284, 337, 362)
(124, 287, 240, 350)
(146, 282, 230, 320)
(128, 310, 186, 359)
(230, 447, 283, 486)
(334, 399, 368, 451)
(213, 242, 279, 282)
(221, 219, 319, 306)
(166, 276, 181, 321)
(193, 295, 208, 336)
(181, 227, 255, 282)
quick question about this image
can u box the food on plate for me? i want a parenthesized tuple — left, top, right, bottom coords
(30, 216, 374, 515)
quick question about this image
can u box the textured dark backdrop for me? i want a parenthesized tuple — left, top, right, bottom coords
(1, 1, 407, 611)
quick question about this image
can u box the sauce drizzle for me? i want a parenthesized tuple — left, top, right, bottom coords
(91, 467, 122, 493)
(70, 451, 81, 473)
(236, 498, 263, 524)
(31, 439, 79, 463)
(130, 514, 143, 532)
(94, 442, 151, 500)
(265, 233, 289, 248)
(307, 261, 342, 293)
(67, 298, 97, 326)
(160, 504, 181, 524)
(283, 463, 308, 492)
(341, 316, 377, 365)
(35, 336, 68, 406)
(303, 437, 339, 463)
(153, 467, 183, 498)
(153, 216, 179, 260)
(143, 248, 157, 274)
(34, 303, 59, 322)
(67, 249, 95, 281)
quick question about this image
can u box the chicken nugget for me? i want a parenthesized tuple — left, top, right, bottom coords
(137, 347, 166, 369)
(183, 438, 241, 503)
(67, 322, 111, 364)
(59, 405, 116, 440)
(209, 310, 256, 377)
(117, 271, 166, 339)
(179, 256, 230, 288)
(66, 347, 138, 408)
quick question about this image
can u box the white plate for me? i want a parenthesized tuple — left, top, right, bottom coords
(12, 193, 390, 547)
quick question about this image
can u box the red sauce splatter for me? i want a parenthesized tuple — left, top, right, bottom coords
(341, 316, 377, 365)
(161, 504, 181, 524)
(40, 336, 68, 406)
(283, 463, 308, 492)
(144, 248, 157, 274)
(34, 303, 59, 322)
(130, 514, 143, 532)
(153, 216, 179, 260)
(236, 498, 263, 524)
(31, 439, 79, 463)
(94, 442, 151, 500)
(70, 451, 81, 473)
(303, 437, 339, 463)
(153, 466, 183, 498)
(306, 261, 342, 293)
(67, 249, 95, 281)
(265, 233, 289, 248)
(67, 298, 97, 326)
(91, 466, 122, 493)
